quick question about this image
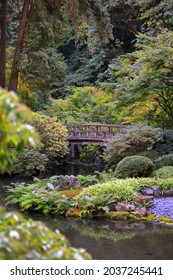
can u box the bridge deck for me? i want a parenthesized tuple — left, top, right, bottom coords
(66, 124, 127, 145)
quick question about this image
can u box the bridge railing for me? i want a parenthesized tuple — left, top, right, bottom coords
(65, 124, 126, 140)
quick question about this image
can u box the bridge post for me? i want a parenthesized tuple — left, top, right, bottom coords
(70, 144, 75, 160)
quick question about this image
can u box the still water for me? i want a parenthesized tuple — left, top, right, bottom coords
(1, 173, 173, 260)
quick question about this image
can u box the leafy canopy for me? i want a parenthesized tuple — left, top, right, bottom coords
(0, 88, 38, 172)
(109, 29, 173, 128)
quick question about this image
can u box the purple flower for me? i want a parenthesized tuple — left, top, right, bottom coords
(32, 190, 39, 194)
(46, 183, 54, 190)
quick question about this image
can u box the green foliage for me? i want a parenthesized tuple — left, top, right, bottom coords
(29, 113, 69, 159)
(6, 179, 76, 215)
(153, 130, 173, 156)
(155, 166, 173, 179)
(104, 125, 161, 169)
(154, 154, 173, 170)
(114, 156, 155, 179)
(109, 29, 173, 128)
(9, 113, 69, 176)
(133, 177, 173, 194)
(45, 86, 118, 124)
(0, 207, 91, 260)
(138, 0, 173, 32)
(77, 177, 173, 210)
(11, 148, 49, 176)
(0, 88, 38, 173)
(6, 176, 173, 216)
(77, 175, 99, 187)
(79, 145, 101, 164)
(77, 179, 137, 210)
(17, 76, 39, 110)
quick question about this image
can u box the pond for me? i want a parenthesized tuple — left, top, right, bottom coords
(1, 172, 173, 260)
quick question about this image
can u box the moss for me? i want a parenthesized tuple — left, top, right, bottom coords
(157, 216, 173, 223)
(66, 208, 93, 218)
(103, 211, 130, 220)
(60, 189, 82, 198)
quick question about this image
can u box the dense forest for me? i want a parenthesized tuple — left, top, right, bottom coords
(0, 0, 172, 124)
(0, 0, 173, 174)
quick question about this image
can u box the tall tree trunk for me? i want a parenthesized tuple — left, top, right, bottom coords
(8, 0, 30, 92)
(0, 0, 7, 88)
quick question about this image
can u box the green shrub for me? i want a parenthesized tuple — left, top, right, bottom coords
(154, 154, 173, 169)
(45, 86, 118, 124)
(155, 166, 173, 178)
(0, 207, 91, 260)
(0, 88, 38, 173)
(12, 148, 49, 176)
(153, 130, 173, 156)
(11, 113, 69, 175)
(30, 113, 68, 158)
(77, 175, 99, 186)
(104, 125, 161, 169)
(114, 156, 155, 179)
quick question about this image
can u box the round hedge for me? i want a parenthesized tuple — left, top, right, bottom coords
(114, 156, 155, 179)
(154, 153, 173, 169)
(155, 166, 173, 179)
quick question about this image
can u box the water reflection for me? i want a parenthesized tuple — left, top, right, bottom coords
(29, 214, 173, 260)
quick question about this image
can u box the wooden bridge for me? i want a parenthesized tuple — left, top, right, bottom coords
(66, 124, 127, 145)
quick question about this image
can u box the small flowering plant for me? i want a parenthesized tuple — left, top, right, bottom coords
(48, 175, 81, 190)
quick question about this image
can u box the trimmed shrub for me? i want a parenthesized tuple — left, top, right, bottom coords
(154, 154, 173, 169)
(104, 125, 161, 169)
(156, 166, 173, 179)
(114, 156, 155, 179)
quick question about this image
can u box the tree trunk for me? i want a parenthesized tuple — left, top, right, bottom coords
(8, 0, 30, 92)
(0, 0, 7, 88)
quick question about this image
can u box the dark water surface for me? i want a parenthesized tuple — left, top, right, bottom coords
(1, 175, 173, 260)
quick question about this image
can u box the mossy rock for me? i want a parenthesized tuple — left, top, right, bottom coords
(66, 208, 93, 218)
(157, 216, 173, 223)
(103, 211, 130, 220)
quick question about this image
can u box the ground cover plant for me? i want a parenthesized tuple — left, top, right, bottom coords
(6, 176, 173, 220)
(0, 207, 91, 260)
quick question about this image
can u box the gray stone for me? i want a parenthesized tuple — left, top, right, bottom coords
(152, 185, 161, 197)
(116, 202, 135, 212)
(108, 202, 116, 212)
(142, 188, 154, 196)
(162, 190, 173, 197)
(135, 195, 154, 207)
(134, 207, 147, 217)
